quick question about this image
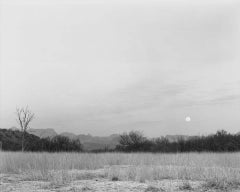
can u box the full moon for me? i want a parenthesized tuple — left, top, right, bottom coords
(185, 116, 191, 122)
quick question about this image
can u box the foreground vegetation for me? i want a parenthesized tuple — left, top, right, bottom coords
(1, 152, 240, 191)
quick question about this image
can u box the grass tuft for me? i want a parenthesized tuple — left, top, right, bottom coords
(203, 178, 240, 191)
(145, 185, 164, 192)
(111, 176, 119, 181)
(179, 181, 193, 191)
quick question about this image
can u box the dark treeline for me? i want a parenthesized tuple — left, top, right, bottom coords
(31, 136, 83, 152)
(0, 129, 83, 152)
(1, 129, 240, 152)
(116, 130, 240, 152)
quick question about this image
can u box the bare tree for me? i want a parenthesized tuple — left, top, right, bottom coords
(16, 107, 35, 152)
(117, 131, 148, 151)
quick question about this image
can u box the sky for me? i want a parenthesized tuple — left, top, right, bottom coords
(0, 0, 240, 136)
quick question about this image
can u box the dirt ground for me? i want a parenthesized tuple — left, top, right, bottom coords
(0, 175, 196, 192)
(0, 170, 238, 192)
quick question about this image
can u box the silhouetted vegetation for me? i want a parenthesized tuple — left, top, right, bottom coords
(1, 128, 240, 152)
(37, 136, 83, 152)
(116, 130, 240, 152)
(0, 129, 82, 152)
(116, 131, 153, 152)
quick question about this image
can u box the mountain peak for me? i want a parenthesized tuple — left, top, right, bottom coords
(9, 126, 19, 131)
(28, 128, 57, 138)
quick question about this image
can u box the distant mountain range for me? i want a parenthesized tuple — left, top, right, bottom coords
(60, 132, 120, 150)
(25, 128, 201, 150)
(26, 128, 120, 150)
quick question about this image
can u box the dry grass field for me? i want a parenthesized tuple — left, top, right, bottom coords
(1, 152, 240, 192)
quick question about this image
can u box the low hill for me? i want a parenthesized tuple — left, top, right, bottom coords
(0, 128, 41, 151)
(78, 134, 120, 150)
(0, 129, 83, 152)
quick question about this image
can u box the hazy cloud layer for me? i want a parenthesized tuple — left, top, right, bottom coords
(0, 0, 240, 136)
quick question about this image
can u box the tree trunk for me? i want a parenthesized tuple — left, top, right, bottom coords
(22, 131, 25, 152)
